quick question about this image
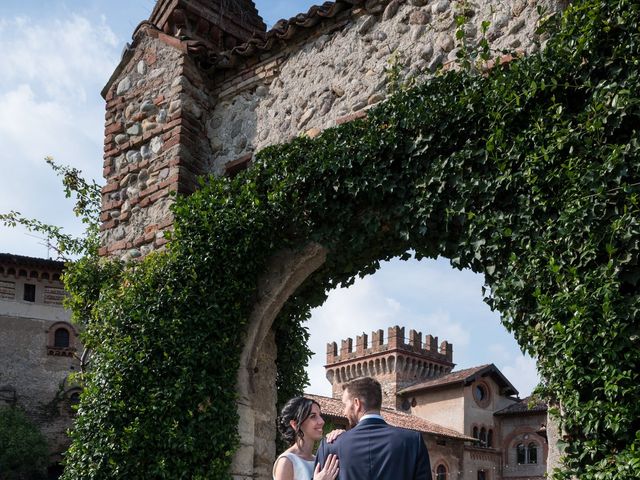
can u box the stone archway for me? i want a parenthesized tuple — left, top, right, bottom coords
(232, 243, 327, 479)
(64, 0, 639, 477)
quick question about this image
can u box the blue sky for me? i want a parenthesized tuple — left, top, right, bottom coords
(0, 1, 539, 397)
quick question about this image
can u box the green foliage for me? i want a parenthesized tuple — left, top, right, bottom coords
(0, 407, 49, 480)
(453, 0, 494, 71)
(62, 0, 640, 478)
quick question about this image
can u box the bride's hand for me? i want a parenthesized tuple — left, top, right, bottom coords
(325, 429, 345, 444)
(314, 453, 339, 480)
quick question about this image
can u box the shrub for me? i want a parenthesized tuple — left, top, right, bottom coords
(0, 407, 48, 480)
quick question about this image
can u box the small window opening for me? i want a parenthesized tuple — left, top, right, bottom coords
(23, 283, 36, 302)
(54, 328, 70, 348)
(517, 443, 526, 464)
(528, 442, 538, 464)
(479, 427, 487, 446)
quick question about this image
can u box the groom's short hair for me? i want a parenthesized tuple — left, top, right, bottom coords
(343, 377, 382, 411)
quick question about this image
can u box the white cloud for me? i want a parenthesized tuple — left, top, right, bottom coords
(488, 343, 511, 363)
(0, 13, 119, 257)
(500, 355, 540, 398)
(0, 85, 100, 216)
(0, 14, 118, 103)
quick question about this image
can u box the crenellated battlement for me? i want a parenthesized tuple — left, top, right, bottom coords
(325, 326, 455, 408)
(326, 325, 453, 366)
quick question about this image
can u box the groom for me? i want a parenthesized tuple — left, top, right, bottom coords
(316, 377, 432, 480)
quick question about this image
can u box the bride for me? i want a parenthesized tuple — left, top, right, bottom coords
(273, 397, 341, 480)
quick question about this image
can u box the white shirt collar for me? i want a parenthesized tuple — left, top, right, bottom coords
(360, 413, 384, 421)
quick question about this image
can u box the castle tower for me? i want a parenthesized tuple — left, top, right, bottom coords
(325, 326, 455, 410)
(149, 0, 266, 52)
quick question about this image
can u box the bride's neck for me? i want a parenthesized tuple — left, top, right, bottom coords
(293, 437, 314, 459)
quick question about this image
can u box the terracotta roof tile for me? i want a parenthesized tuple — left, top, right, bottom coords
(306, 394, 475, 441)
(0, 253, 65, 270)
(494, 396, 547, 416)
(163, 1, 375, 70)
(397, 364, 518, 397)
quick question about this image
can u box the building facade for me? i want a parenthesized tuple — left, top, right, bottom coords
(0, 253, 81, 476)
(319, 326, 548, 480)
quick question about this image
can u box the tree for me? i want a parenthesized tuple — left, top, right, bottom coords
(0, 407, 49, 480)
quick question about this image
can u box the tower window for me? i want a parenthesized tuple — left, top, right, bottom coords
(23, 283, 36, 302)
(436, 464, 447, 480)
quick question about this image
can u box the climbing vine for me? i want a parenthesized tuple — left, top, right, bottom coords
(62, 0, 640, 478)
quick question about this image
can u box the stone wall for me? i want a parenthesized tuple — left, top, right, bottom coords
(100, 0, 566, 260)
(100, 28, 216, 260)
(205, 0, 563, 175)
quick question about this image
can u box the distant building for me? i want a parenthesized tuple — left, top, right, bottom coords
(313, 326, 547, 480)
(0, 253, 81, 477)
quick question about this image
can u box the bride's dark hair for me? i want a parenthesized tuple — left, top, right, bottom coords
(277, 397, 320, 444)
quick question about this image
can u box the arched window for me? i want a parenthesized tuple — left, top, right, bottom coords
(54, 328, 70, 348)
(477, 470, 487, 480)
(436, 464, 447, 480)
(528, 442, 538, 464)
(479, 427, 487, 446)
(516, 441, 539, 464)
(47, 322, 77, 357)
(516, 443, 526, 464)
(487, 429, 493, 448)
(473, 426, 479, 438)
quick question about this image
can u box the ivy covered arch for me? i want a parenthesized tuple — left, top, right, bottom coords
(62, 1, 639, 479)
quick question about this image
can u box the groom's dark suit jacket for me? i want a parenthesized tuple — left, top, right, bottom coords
(315, 417, 432, 480)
